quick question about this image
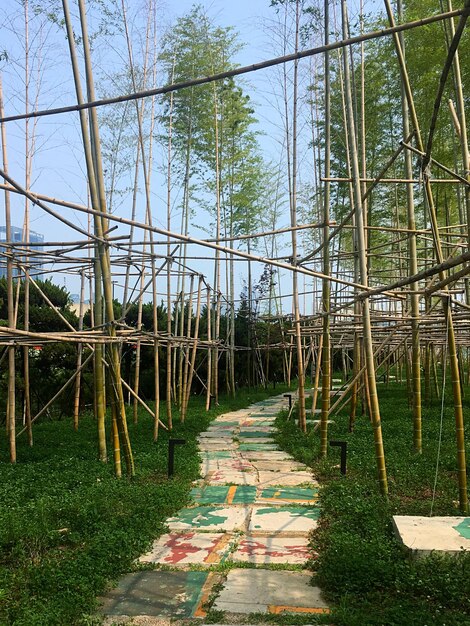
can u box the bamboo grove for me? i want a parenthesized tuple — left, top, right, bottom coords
(0, 0, 469, 511)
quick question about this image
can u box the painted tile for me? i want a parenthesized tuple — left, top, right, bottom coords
(139, 532, 235, 566)
(207, 470, 258, 486)
(167, 505, 250, 531)
(258, 471, 315, 487)
(191, 485, 257, 505)
(213, 569, 329, 614)
(249, 505, 320, 534)
(100, 570, 209, 618)
(232, 535, 310, 564)
(239, 443, 279, 451)
(257, 486, 319, 506)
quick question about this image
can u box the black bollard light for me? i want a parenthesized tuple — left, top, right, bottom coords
(330, 440, 347, 475)
(168, 438, 186, 477)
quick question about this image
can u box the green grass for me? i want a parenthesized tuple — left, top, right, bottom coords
(0, 385, 287, 626)
(275, 382, 470, 626)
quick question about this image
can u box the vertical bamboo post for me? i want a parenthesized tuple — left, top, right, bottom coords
(0, 75, 17, 462)
(342, 0, 388, 496)
(320, 0, 331, 456)
(397, 0, 421, 453)
(73, 269, 86, 430)
(384, 0, 467, 513)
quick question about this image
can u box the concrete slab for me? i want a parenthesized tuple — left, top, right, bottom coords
(238, 437, 274, 444)
(197, 437, 233, 444)
(239, 443, 279, 451)
(191, 485, 257, 505)
(258, 471, 315, 487)
(252, 460, 308, 472)
(239, 429, 275, 437)
(249, 505, 320, 534)
(199, 450, 234, 459)
(241, 450, 291, 461)
(213, 569, 329, 614)
(231, 535, 310, 564)
(100, 570, 209, 618)
(393, 515, 470, 556)
(256, 486, 319, 506)
(199, 439, 236, 452)
(199, 432, 234, 439)
(167, 505, 251, 532)
(220, 457, 255, 471)
(139, 532, 234, 566)
(207, 470, 258, 486)
(240, 419, 275, 428)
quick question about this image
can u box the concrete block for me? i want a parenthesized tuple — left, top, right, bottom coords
(167, 505, 251, 532)
(258, 471, 315, 487)
(212, 569, 329, 614)
(191, 485, 257, 505)
(100, 570, 210, 618)
(231, 535, 310, 564)
(207, 469, 258, 486)
(139, 532, 235, 566)
(249, 505, 320, 535)
(256, 486, 319, 506)
(393, 515, 470, 556)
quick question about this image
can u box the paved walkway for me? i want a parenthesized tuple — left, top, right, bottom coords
(101, 394, 329, 624)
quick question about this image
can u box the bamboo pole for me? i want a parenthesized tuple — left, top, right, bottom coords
(385, 0, 468, 512)
(0, 75, 17, 462)
(342, 0, 387, 496)
(320, 0, 331, 456)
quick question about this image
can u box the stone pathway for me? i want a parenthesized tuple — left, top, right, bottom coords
(100, 394, 329, 624)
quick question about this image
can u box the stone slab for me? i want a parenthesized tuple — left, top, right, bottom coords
(231, 535, 310, 564)
(191, 485, 257, 505)
(139, 532, 234, 566)
(167, 505, 251, 532)
(221, 457, 255, 470)
(197, 437, 233, 444)
(256, 486, 319, 506)
(199, 439, 236, 452)
(252, 460, 308, 472)
(200, 450, 234, 458)
(238, 429, 275, 437)
(258, 471, 315, 487)
(249, 505, 320, 534)
(393, 515, 470, 556)
(239, 443, 279, 451)
(199, 432, 234, 439)
(213, 569, 329, 614)
(100, 570, 209, 618)
(207, 470, 258, 486)
(238, 437, 274, 444)
(241, 450, 291, 461)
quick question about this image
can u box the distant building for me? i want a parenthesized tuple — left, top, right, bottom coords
(0, 225, 45, 279)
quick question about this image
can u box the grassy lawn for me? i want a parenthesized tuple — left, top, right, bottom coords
(275, 382, 470, 626)
(0, 385, 287, 626)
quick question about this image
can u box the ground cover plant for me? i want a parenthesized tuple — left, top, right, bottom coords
(0, 385, 287, 626)
(275, 382, 470, 626)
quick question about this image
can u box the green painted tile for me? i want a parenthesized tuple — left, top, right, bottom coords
(191, 486, 230, 505)
(100, 570, 208, 617)
(254, 505, 321, 520)
(200, 450, 233, 459)
(239, 430, 274, 438)
(232, 485, 257, 504)
(259, 486, 319, 503)
(454, 518, 470, 539)
(239, 443, 279, 451)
